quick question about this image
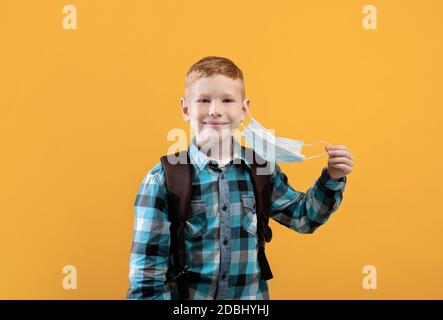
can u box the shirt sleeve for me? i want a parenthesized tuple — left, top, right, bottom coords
(126, 162, 172, 299)
(269, 165, 347, 234)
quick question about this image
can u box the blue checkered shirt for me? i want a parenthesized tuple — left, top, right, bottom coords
(127, 138, 347, 299)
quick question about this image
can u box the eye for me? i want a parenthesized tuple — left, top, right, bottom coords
(197, 99, 210, 103)
(223, 99, 235, 103)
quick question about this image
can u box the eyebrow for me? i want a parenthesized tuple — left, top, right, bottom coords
(221, 94, 236, 98)
(196, 93, 237, 99)
(196, 94, 210, 98)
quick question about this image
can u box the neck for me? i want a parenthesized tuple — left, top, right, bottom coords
(196, 135, 233, 161)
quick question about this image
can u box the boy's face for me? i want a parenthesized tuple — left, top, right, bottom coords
(181, 74, 249, 146)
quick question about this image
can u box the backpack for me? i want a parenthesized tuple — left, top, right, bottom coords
(160, 146, 273, 300)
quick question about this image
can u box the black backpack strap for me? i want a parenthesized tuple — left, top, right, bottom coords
(160, 151, 192, 300)
(242, 146, 274, 280)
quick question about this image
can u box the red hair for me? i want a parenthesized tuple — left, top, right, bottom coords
(185, 56, 245, 98)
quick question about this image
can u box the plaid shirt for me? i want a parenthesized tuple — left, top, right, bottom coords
(127, 138, 347, 300)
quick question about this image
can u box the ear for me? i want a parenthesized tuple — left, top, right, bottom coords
(180, 97, 191, 121)
(240, 98, 250, 122)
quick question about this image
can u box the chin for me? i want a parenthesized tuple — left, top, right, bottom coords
(197, 128, 233, 146)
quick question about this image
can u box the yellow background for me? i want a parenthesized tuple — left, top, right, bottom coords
(1, 0, 442, 299)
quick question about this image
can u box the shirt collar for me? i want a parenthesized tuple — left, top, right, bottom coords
(188, 136, 252, 172)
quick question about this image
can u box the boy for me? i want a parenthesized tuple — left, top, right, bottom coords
(126, 56, 354, 300)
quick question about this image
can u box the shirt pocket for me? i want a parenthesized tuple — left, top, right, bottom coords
(184, 199, 207, 240)
(241, 194, 257, 236)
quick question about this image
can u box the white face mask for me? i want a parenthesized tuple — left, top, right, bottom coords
(241, 108, 329, 163)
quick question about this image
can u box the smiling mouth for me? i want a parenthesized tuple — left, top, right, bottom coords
(203, 122, 230, 127)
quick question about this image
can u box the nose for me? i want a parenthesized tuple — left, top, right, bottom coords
(208, 102, 222, 117)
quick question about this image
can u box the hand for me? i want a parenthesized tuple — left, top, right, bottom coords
(325, 145, 354, 180)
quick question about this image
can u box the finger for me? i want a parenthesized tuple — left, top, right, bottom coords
(327, 149, 352, 158)
(329, 145, 348, 150)
(328, 156, 354, 167)
(330, 163, 353, 173)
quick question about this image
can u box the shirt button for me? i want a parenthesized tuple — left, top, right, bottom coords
(223, 239, 228, 245)
(220, 174, 224, 180)
(222, 205, 227, 211)
(221, 273, 226, 280)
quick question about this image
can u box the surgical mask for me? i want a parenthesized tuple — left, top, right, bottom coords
(241, 109, 329, 163)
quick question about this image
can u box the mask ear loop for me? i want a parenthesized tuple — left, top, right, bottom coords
(304, 140, 331, 160)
